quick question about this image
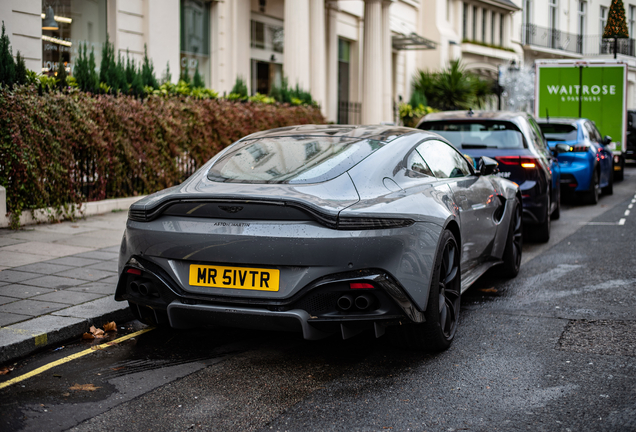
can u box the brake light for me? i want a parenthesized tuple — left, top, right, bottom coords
(127, 268, 142, 275)
(494, 156, 538, 169)
(350, 282, 374, 289)
(571, 145, 589, 152)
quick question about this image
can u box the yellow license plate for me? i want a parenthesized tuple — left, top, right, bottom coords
(189, 264, 280, 291)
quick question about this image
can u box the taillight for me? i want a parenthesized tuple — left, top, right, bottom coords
(350, 282, 374, 289)
(127, 268, 142, 275)
(570, 145, 589, 152)
(494, 156, 538, 169)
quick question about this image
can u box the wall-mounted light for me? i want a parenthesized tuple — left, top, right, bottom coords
(270, 54, 276, 62)
(42, 6, 59, 30)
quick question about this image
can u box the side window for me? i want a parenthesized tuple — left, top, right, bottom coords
(585, 122, 599, 142)
(591, 122, 603, 142)
(527, 117, 549, 156)
(416, 140, 472, 178)
(406, 150, 434, 176)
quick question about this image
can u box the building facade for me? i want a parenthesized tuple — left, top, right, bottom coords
(3, 0, 636, 120)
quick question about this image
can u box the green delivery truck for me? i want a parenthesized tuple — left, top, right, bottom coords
(535, 60, 628, 180)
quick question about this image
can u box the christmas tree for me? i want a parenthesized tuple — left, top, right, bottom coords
(603, 0, 629, 58)
(603, 0, 629, 39)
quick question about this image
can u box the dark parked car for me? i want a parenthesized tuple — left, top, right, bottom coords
(417, 111, 560, 243)
(116, 125, 521, 352)
(538, 118, 613, 204)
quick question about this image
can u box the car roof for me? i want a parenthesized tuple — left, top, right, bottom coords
(536, 118, 584, 125)
(243, 124, 418, 143)
(419, 110, 530, 122)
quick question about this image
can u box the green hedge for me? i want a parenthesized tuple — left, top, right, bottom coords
(0, 88, 325, 227)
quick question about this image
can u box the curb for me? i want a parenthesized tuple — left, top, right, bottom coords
(0, 299, 133, 364)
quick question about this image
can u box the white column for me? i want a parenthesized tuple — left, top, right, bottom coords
(362, 0, 383, 124)
(493, 12, 500, 46)
(485, 8, 492, 44)
(382, 0, 393, 123)
(145, 0, 180, 84)
(310, 0, 327, 114)
(465, 2, 473, 42)
(284, 0, 311, 89)
(232, 0, 251, 93)
(327, 5, 339, 123)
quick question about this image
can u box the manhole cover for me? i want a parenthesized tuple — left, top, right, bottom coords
(558, 320, 636, 357)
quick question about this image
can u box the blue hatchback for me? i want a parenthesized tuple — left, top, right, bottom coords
(538, 118, 613, 204)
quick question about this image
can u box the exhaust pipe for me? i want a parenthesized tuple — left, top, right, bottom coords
(129, 280, 140, 294)
(355, 294, 373, 310)
(138, 282, 152, 297)
(337, 295, 353, 311)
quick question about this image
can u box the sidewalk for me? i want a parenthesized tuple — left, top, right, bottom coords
(0, 211, 133, 364)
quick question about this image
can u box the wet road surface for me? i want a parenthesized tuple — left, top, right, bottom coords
(2, 171, 636, 432)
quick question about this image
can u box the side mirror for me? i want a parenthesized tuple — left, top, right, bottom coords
(603, 135, 612, 145)
(479, 156, 499, 176)
(552, 143, 571, 155)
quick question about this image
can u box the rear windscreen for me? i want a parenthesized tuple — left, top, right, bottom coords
(421, 121, 526, 149)
(538, 123, 578, 141)
(207, 136, 384, 184)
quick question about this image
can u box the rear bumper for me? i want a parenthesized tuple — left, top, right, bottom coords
(556, 158, 593, 192)
(116, 256, 421, 339)
(519, 181, 549, 224)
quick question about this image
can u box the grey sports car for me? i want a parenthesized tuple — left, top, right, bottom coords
(116, 125, 522, 351)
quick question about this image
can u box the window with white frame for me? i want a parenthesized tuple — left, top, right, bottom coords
(578, 1, 586, 37)
(523, 0, 532, 26)
(463, 3, 468, 39)
(549, 0, 558, 31)
(630, 5, 635, 37)
(600, 6, 608, 36)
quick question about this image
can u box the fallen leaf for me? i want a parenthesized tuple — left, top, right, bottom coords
(0, 366, 14, 375)
(69, 383, 101, 392)
(61, 392, 70, 397)
(103, 321, 117, 332)
(106, 342, 117, 346)
(480, 288, 498, 293)
(82, 333, 95, 340)
(111, 366, 125, 371)
(90, 346, 103, 351)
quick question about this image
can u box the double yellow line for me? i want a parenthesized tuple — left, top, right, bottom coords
(0, 327, 154, 390)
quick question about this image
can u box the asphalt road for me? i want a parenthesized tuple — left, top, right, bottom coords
(1, 169, 636, 432)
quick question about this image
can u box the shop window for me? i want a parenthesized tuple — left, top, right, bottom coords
(41, 0, 107, 77)
(180, 0, 210, 86)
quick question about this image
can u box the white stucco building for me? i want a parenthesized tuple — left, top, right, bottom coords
(2, 0, 636, 119)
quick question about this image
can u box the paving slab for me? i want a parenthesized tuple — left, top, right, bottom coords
(85, 261, 118, 273)
(101, 245, 121, 253)
(2, 230, 71, 243)
(53, 267, 115, 282)
(0, 285, 55, 299)
(45, 256, 102, 267)
(0, 251, 50, 267)
(56, 235, 123, 249)
(0, 241, 93, 257)
(0, 295, 18, 305)
(52, 296, 128, 320)
(0, 270, 43, 283)
(0, 238, 26, 247)
(74, 250, 120, 261)
(19, 275, 87, 289)
(67, 282, 117, 295)
(30, 290, 103, 305)
(0, 299, 67, 316)
(0, 311, 32, 327)
(10, 262, 74, 275)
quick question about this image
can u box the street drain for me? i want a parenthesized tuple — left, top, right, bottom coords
(558, 319, 636, 357)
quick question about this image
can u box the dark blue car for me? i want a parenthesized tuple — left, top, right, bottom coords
(418, 111, 560, 243)
(538, 118, 613, 204)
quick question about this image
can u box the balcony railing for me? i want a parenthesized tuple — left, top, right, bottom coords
(521, 24, 636, 57)
(521, 24, 581, 54)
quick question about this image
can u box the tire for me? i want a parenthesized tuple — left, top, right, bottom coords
(532, 195, 550, 243)
(586, 169, 600, 205)
(602, 170, 614, 195)
(128, 301, 167, 327)
(501, 197, 523, 278)
(552, 188, 561, 220)
(392, 230, 461, 352)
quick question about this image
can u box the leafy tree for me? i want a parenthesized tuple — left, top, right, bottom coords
(141, 44, 158, 88)
(231, 76, 248, 98)
(192, 67, 204, 88)
(57, 52, 68, 90)
(87, 46, 98, 93)
(14, 51, 27, 86)
(99, 34, 114, 90)
(411, 60, 494, 111)
(0, 21, 16, 87)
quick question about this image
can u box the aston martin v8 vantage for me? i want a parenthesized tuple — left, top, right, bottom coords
(116, 125, 522, 351)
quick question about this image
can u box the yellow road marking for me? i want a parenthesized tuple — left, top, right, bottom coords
(0, 327, 154, 390)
